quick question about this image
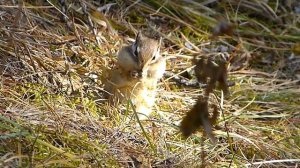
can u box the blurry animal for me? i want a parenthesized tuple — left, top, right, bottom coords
(104, 32, 166, 119)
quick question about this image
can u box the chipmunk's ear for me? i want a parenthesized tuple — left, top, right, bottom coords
(136, 31, 143, 41)
(155, 37, 162, 53)
(158, 37, 162, 46)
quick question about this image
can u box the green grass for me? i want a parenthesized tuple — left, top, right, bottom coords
(0, 0, 299, 167)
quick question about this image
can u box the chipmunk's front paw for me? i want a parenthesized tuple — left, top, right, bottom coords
(130, 70, 143, 79)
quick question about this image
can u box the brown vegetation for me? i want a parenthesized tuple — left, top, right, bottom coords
(0, 0, 299, 167)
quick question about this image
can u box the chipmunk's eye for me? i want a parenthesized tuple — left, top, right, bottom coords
(131, 42, 139, 57)
(152, 55, 156, 61)
(132, 44, 139, 58)
(151, 49, 160, 61)
(134, 47, 138, 57)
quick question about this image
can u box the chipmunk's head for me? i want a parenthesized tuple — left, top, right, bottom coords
(118, 32, 162, 78)
(131, 32, 161, 71)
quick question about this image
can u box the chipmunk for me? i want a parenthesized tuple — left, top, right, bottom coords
(104, 32, 166, 119)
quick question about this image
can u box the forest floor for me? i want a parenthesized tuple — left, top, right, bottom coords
(0, 0, 300, 167)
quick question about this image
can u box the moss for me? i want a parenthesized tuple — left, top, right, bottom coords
(256, 91, 300, 105)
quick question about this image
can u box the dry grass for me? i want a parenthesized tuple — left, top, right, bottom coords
(0, 0, 299, 167)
